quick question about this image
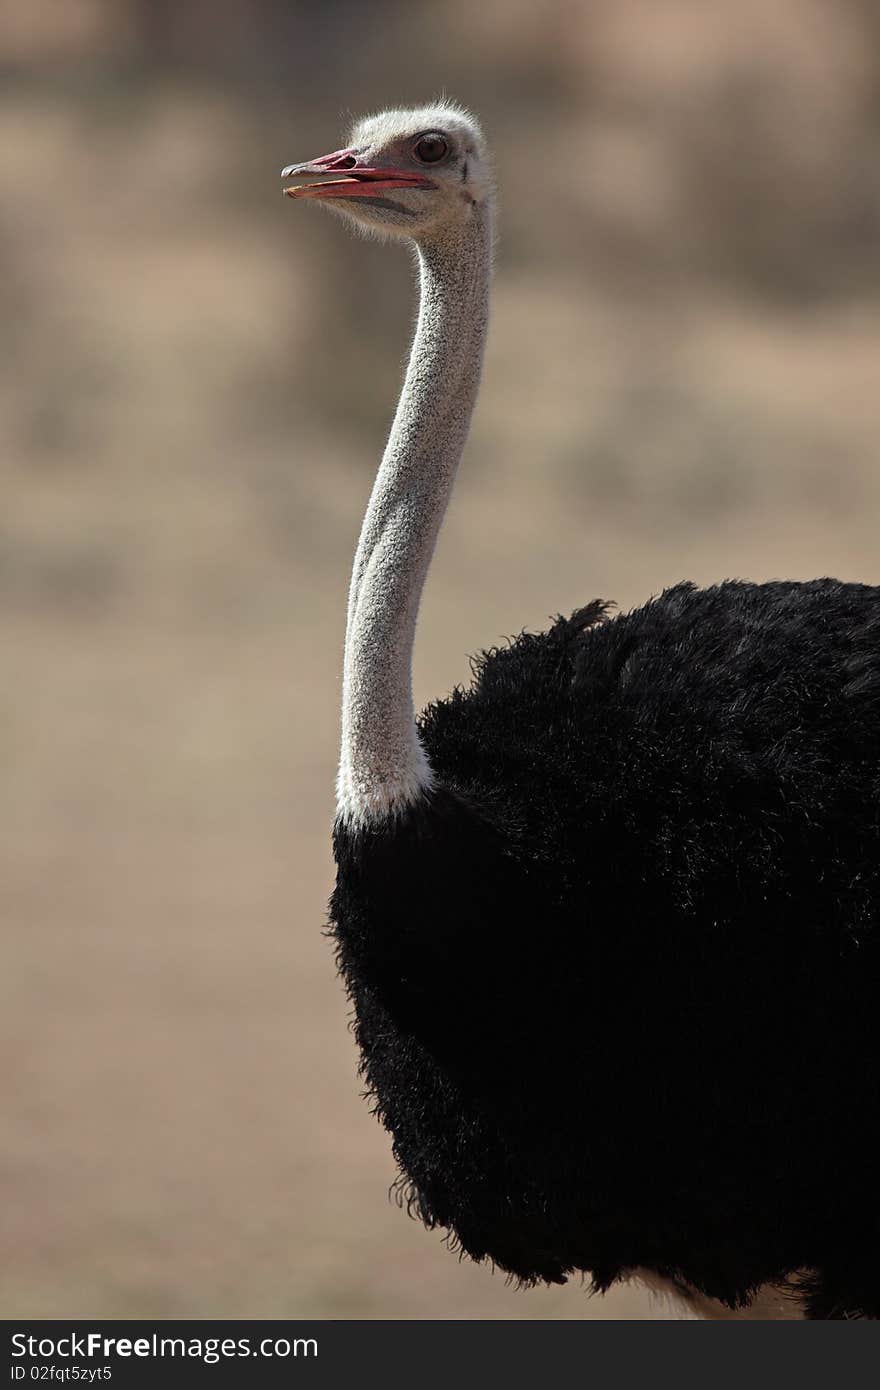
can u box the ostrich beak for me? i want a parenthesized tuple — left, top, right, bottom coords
(281, 147, 434, 200)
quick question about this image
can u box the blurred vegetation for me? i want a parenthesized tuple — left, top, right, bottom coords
(5, 1, 880, 614)
(3, 0, 880, 1319)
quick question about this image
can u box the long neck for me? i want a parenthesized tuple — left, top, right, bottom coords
(337, 202, 493, 826)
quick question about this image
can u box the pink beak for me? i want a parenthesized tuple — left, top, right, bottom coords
(281, 146, 434, 200)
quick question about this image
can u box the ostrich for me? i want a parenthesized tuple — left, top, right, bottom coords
(282, 103, 880, 1320)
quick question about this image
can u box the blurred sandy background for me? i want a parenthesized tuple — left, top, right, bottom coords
(3, 0, 880, 1319)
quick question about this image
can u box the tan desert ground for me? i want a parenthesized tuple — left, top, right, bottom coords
(4, 1, 880, 1318)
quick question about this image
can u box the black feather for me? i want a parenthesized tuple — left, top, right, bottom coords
(330, 578, 880, 1318)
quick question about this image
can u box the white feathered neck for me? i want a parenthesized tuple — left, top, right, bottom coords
(336, 201, 493, 826)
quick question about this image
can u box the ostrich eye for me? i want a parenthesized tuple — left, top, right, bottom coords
(414, 133, 448, 164)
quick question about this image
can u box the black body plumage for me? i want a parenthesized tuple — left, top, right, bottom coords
(330, 579, 880, 1318)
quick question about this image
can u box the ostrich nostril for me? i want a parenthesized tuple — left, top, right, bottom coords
(337, 155, 357, 169)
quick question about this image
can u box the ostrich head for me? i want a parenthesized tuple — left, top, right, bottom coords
(282, 101, 491, 241)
